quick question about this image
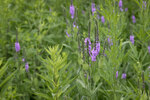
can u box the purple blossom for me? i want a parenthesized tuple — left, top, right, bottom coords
(84, 38, 92, 55)
(25, 62, 29, 72)
(130, 35, 134, 44)
(122, 73, 126, 79)
(116, 71, 118, 79)
(15, 42, 20, 52)
(84, 74, 87, 78)
(142, 1, 146, 8)
(108, 37, 113, 46)
(22, 58, 25, 62)
(125, 8, 128, 12)
(66, 32, 70, 37)
(97, 14, 100, 19)
(91, 42, 100, 61)
(148, 46, 150, 54)
(70, 4, 75, 19)
(101, 16, 105, 24)
(119, 0, 122, 8)
(132, 15, 136, 23)
(120, 8, 123, 12)
(91, 3, 96, 15)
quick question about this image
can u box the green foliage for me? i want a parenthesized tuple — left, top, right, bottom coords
(36, 45, 77, 100)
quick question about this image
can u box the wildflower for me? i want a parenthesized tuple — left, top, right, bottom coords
(125, 8, 128, 12)
(88, 76, 91, 80)
(122, 73, 126, 79)
(132, 15, 136, 23)
(22, 58, 25, 62)
(116, 71, 118, 79)
(120, 8, 123, 12)
(70, 4, 75, 19)
(66, 32, 70, 37)
(91, 48, 97, 61)
(108, 37, 113, 46)
(84, 73, 87, 78)
(25, 62, 29, 72)
(101, 16, 105, 24)
(148, 46, 150, 54)
(97, 14, 100, 19)
(15, 42, 20, 52)
(142, 1, 146, 8)
(84, 38, 92, 55)
(91, 3, 96, 15)
(119, 0, 122, 8)
(130, 35, 134, 44)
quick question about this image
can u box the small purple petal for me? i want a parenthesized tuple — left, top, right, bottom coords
(22, 58, 25, 62)
(66, 32, 70, 37)
(122, 73, 126, 79)
(70, 5, 75, 19)
(15, 42, 20, 52)
(91, 3, 96, 15)
(116, 71, 118, 79)
(132, 15, 136, 23)
(25, 62, 29, 72)
(130, 35, 134, 44)
(125, 8, 128, 12)
(101, 16, 105, 24)
(148, 46, 150, 54)
(119, 0, 122, 8)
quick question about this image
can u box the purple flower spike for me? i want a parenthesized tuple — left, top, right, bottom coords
(84, 38, 92, 55)
(142, 1, 146, 8)
(101, 16, 105, 24)
(116, 71, 118, 79)
(91, 3, 96, 15)
(148, 46, 150, 54)
(25, 62, 29, 72)
(132, 15, 136, 23)
(15, 42, 20, 52)
(70, 4, 75, 19)
(119, 0, 122, 8)
(130, 35, 134, 44)
(125, 8, 128, 12)
(66, 32, 70, 37)
(122, 73, 126, 79)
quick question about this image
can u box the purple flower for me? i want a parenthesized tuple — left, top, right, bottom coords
(125, 8, 128, 12)
(101, 16, 105, 24)
(120, 8, 123, 12)
(84, 38, 92, 55)
(91, 48, 97, 61)
(70, 4, 75, 19)
(108, 37, 113, 46)
(148, 46, 150, 54)
(66, 32, 70, 37)
(91, 3, 96, 15)
(97, 14, 100, 19)
(22, 58, 25, 62)
(130, 35, 134, 44)
(122, 73, 126, 79)
(116, 71, 118, 79)
(132, 15, 136, 23)
(84, 74, 87, 78)
(119, 0, 122, 8)
(15, 42, 20, 52)
(25, 62, 29, 72)
(142, 1, 146, 8)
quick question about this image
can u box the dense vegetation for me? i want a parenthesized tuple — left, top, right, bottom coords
(0, 0, 150, 100)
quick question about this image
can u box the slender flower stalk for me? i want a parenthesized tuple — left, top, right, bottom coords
(119, 0, 123, 11)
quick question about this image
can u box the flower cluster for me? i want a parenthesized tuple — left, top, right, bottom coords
(70, 4, 75, 19)
(91, 3, 96, 15)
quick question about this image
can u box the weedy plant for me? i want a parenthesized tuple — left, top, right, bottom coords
(36, 45, 77, 100)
